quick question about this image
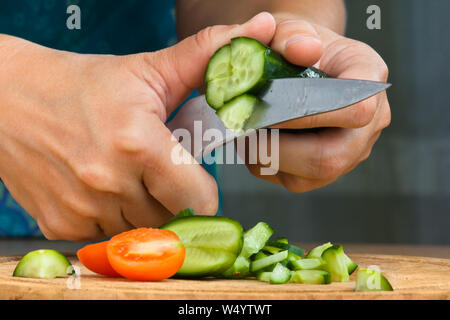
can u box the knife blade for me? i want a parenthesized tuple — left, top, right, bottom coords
(167, 78, 391, 159)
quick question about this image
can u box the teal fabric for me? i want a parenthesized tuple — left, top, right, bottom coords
(0, 0, 221, 237)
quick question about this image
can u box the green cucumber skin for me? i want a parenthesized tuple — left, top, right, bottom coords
(161, 216, 244, 277)
(321, 245, 350, 282)
(289, 270, 331, 284)
(265, 241, 305, 257)
(355, 268, 394, 292)
(205, 37, 327, 109)
(13, 249, 72, 279)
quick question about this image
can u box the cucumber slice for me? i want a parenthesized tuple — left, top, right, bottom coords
(344, 254, 358, 275)
(269, 263, 291, 284)
(355, 268, 393, 291)
(13, 249, 72, 279)
(305, 242, 333, 259)
(221, 256, 250, 278)
(290, 270, 331, 284)
(240, 222, 274, 259)
(266, 241, 305, 257)
(250, 250, 288, 273)
(261, 245, 282, 255)
(164, 208, 195, 225)
(161, 216, 243, 277)
(216, 94, 258, 132)
(205, 37, 326, 109)
(289, 258, 324, 271)
(321, 245, 350, 282)
(252, 250, 269, 261)
(256, 271, 272, 282)
(276, 237, 289, 244)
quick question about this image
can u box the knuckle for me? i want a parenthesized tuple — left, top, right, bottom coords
(74, 162, 122, 194)
(351, 100, 377, 128)
(113, 130, 147, 155)
(378, 105, 392, 130)
(194, 26, 215, 50)
(60, 193, 98, 219)
(315, 153, 348, 180)
(279, 174, 306, 194)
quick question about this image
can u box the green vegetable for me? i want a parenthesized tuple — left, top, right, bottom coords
(240, 222, 274, 259)
(289, 258, 324, 271)
(256, 271, 272, 282)
(161, 216, 243, 277)
(269, 263, 291, 284)
(13, 249, 72, 279)
(355, 268, 393, 292)
(344, 254, 358, 275)
(305, 242, 333, 259)
(216, 94, 259, 132)
(251, 250, 289, 273)
(321, 245, 350, 282)
(265, 241, 305, 257)
(290, 270, 331, 284)
(205, 37, 326, 109)
(221, 256, 250, 278)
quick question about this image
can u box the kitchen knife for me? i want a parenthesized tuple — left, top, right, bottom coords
(166, 78, 391, 159)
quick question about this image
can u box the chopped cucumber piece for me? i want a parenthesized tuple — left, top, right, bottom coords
(262, 245, 282, 255)
(290, 270, 331, 284)
(355, 268, 393, 292)
(13, 249, 72, 279)
(266, 241, 305, 257)
(205, 37, 326, 109)
(240, 222, 274, 259)
(161, 216, 243, 277)
(256, 271, 272, 282)
(216, 94, 258, 132)
(289, 258, 324, 271)
(321, 245, 350, 282)
(251, 250, 288, 273)
(221, 256, 250, 279)
(287, 251, 301, 262)
(276, 237, 289, 244)
(269, 263, 291, 284)
(344, 254, 358, 275)
(305, 242, 333, 259)
(252, 250, 269, 261)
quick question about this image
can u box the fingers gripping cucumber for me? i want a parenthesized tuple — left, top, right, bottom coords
(205, 37, 326, 109)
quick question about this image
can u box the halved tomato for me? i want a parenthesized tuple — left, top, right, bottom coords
(77, 241, 121, 277)
(106, 228, 185, 281)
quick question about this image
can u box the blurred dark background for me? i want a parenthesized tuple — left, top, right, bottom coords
(220, 0, 450, 245)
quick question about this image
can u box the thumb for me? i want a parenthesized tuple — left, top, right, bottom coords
(152, 12, 276, 113)
(270, 19, 323, 67)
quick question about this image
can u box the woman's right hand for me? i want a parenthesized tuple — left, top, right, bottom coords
(0, 13, 276, 241)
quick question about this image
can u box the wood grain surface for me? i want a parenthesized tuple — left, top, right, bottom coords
(1, 254, 449, 300)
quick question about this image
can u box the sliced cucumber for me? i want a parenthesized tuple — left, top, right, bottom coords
(289, 258, 324, 271)
(344, 254, 358, 275)
(321, 245, 350, 282)
(305, 242, 333, 259)
(216, 94, 258, 132)
(252, 250, 269, 261)
(205, 37, 326, 109)
(161, 216, 243, 277)
(355, 268, 393, 292)
(13, 249, 72, 279)
(276, 237, 289, 244)
(250, 250, 288, 273)
(221, 256, 250, 279)
(165, 207, 195, 225)
(262, 245, 282, 255)
(240, 222, 274, 259)
(266, 241, 305, 257)
(269, 263, 291, 284)
(256, 271, 272, 282)
(290, 270, 331, 284)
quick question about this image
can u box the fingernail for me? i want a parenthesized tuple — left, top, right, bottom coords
(286, 34, 320, 47)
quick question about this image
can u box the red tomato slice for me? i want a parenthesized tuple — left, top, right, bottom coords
(77, 241, 121, 277)
(106, 228, 185, 281)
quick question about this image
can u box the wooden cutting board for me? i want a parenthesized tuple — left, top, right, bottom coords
(1, 254, 449, 300)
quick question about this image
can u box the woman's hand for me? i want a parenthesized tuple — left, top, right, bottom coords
(0, 13, 277, 241)
(246, 18, 391, 192)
